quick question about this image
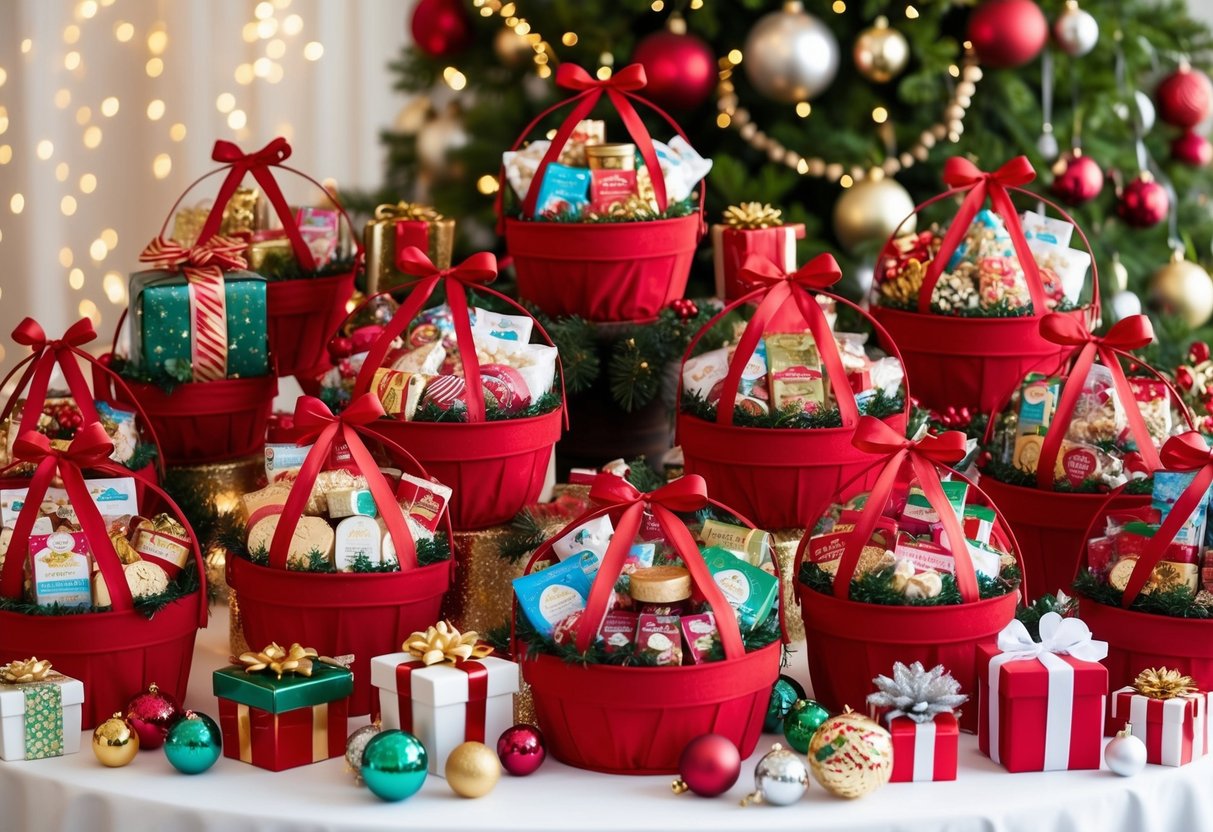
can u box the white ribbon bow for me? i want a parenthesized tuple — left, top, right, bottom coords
(996, 612, 1108, 663)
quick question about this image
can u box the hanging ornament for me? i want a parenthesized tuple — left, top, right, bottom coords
(1172, 130, 1213, 167)
(494, 27, 534, 68)
(782, 698, 830, 754)
(446, 741, 501, 798)
(1110, 252, 1130, 294)
(92, 712, 140, 767)
(853, 16, 910, 83)
(394, 96, 433, 136)
(1052, 1, 1099, 57)
(967, 0, 1048, 69)
(832, 175, 917, 254)
(807, 709, 894, 799)
(416, 103, 470, 174)
(345, 723, 382, 783)
(163, 711, 222, 775)
(1117, 173, 1169, 228)
(125, 683, 184, 751)
(1149, 250, 1213, 328)
(1051, 150, 1104, 205)
(671, 734, 742, 797)
(1156, 63, 1213, 129)
(362, 730, 429, 802)
(1105, 724, 1148, 776)
(866, 662, 968, 723)
(763, 675, 807, 733)
(497, 724, 546, 776)
(743, 1, 840, 104)
(1110, 290, 1142, 320)
(410, 0, 473, 59)
(632, 15, 716, 111)
(740, 743, 810, 807)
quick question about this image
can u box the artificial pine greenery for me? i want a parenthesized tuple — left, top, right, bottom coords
(1073, 568, 1213, 619)
(1015, 590, 1080, 641)
(681, 388, 904, 429)
(798, 559, 1020, 606)
(0, 562, 201, 619)
(981, 457, 1154, 494)
(410, 390, 562, 422)
(231, 534, 451, 572)
(252, 250, 357, 282)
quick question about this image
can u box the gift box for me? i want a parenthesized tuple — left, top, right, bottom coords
(880, 712, 959, 782)
(711, 221, 804, 301)
(129, 268, 268, 380)
(0, 668, 84, 761)
(1111, 685, 1210, 767)
(371, 651, 518, 776)
(213, 656, 352, 771)
(365, 202, 455, 293)
(977, 615, 1108, 773)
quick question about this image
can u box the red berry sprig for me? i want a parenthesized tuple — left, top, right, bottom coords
(670, 298, 699, 320)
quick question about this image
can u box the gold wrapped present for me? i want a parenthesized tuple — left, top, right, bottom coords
(171, 187, 265, 247)
(364, 202, 455, 293)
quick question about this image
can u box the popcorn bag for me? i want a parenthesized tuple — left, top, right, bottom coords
(351, 248, 565, 530)
(870, 156, 1099, 414)
(0, 424, 205, 729)
(515, 474, 782, 774)
(227, 395, 454, 716)
(498, 63, 708, 322)
(677, 253, 909, 529)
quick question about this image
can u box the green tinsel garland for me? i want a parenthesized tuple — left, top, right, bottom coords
(1073, 568, 1213, 619)
(0, 561, 200, 619)
(798, 560, 1019, 606)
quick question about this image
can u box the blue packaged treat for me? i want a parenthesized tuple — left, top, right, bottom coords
(534, 163, 590, 217)
(512, 551, 597, 638)
(945, 208, 1014, 271)
(1151, 471, 1212, 548)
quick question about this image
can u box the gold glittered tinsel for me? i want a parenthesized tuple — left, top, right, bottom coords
(1134, 667, 1197, 700)
(722, 202, 784, 229)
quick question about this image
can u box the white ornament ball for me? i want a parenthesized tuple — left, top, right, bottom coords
(1110, 290, 1142, 320)
(743, 2, 840, 103)
(1052, 2, 1099, 57)
(1037, 131, 1060, 161)
(1105, 725, 1147, 777)
(416, 106, 469, 172)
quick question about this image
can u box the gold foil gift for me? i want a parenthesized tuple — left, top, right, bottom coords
(171, 187, 265, 247)
(364, 202, 455, 293)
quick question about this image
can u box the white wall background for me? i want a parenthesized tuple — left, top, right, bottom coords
(0, 0, 409, 366)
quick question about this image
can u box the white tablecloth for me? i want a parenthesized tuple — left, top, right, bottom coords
(1, 604, 1210, 832)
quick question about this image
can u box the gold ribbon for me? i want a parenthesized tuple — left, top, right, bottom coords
(1, 657, 54, 684)
(722, 202, 784, 229)
(373, 201, 444, 222)
(240, 642, 319, 679)
(403, 621, 493, 666)
(1134, 667, 1197, 700)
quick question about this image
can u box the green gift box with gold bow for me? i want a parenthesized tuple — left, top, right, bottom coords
(0, 660, 85, 761)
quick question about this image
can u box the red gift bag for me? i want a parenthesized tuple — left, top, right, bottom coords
(870, 156, 1100, 414)
(0, 424, 205, 729)
(229, 394, 453, 716)
(677, 253, 909, 529)
(517, 474, 781, 775)
(498, 63, 705, 322)
(796, 417, 1022, 732)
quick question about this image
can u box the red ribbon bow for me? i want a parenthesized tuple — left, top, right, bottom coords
(588, 471, 710, 514)
(920, 155, 1045, 315)
(739, 252, 842, 292)
(212, 136, 292, 167)
(852, 415, 968, 463)
(1034, 312, 1161, 487)
(1, 318, 100, 436)
(12, 423, 115, 469)
(555, 63, 648, 93)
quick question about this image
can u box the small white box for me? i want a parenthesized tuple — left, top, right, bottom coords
(0, 673, 85, 761)
(370, 653, 518, 776)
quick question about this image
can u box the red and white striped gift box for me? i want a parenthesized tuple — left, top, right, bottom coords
(1111, 687, 1210, 767)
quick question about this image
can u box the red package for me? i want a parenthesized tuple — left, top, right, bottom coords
(875, 711, 959, 782)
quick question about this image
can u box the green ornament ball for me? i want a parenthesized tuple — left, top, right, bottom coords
(163, 711, 222, 774)
(764, 675, 807, 733)
(362, 730, 429, 802)
(783, 699, 830, 754)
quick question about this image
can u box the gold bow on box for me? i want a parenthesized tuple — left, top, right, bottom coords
(1, 657, 54, 684)
(722, 202, 784, 230)
(1134, 667, 1197, 700)
(240, 642, 319, 679)
(364, 202, 455, 293)
(403, 621, 492, 666)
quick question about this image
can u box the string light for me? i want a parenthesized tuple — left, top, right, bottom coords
(75, 106, 91, 125)
(55, 89, 71, 108)
(100, 228, 118, 247)
(69, 269, 84, 290)
(147, 99, 165, 120)
(64, 25, 81, 45)
(114, 21, 134, 42)
(169, 122, 186, 141)
(102, 272, 125, 304)
(36, 140, 54, 160)
(59, 248, 74, 268)
(100, 96, 119, 116)
(303, 41, 323, 60)
(443, 67, 467, 90)
(235, 63, 254, 84)
(905, 5, 920, 19)
(0, 146, 11, 164)
(476, 174, 499, 194)
(152, 153, 172, 178)
(227, 110, 247, 129)
(55, 162, 69, 181)
(89, 238, 108, 260)
(78, 1, 98, 20)
(79, 173, 96, 193)
(20, 39, 32, 54)
(10, 194, 24, 214)
(60, 195, 78, 216)
(78, 299, 100, 325)
(283, 14, 303, 35)
(147, 29, 168, 55)
(145, 57, 163, 77)
(65, 51, 81, 70)
(216, 92, 235, 113)
(83, 125, 102, 148)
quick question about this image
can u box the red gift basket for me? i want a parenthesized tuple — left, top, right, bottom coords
(352, 247, 565, 530)
(979, 313, 1191, 599)
(796, 417, 1022, 732)
(227, 395, 453, 716)
(498, 63, 705, 322)
(0, 424, 205, 729)
(517, 474, 781, 774)
(0, 317, 162, 502)
(870, 156, 1100, 414)
(1073, 432, 1213, 697)
(677, 253, 909, 529)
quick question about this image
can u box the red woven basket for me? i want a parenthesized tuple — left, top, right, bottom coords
(795, 418, 1023, 732)
(497, 63, 705, 322)
(870, 157, 1100, 414)
(517, 474, 782, 774)
(678, 253, 910, 529)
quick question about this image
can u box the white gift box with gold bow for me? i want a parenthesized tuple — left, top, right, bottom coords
(0, 667, 84, 761)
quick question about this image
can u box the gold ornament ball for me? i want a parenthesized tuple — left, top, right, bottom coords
(807, 710, 893, 799)
(832, 176, 917, 254)
(1149, 255, 1213, 328)
(445, 741, 501, 798)
(494, 27, 533, 68)
(853, 17, 910, 83)
(93, 712, 140, 767)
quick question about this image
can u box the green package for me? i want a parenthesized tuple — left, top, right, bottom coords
(701, 546, 778, 632)
(212, 660, 353, 713)
(904, 480, 968, 526)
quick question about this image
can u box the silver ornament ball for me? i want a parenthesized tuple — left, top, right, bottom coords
(1052, 1, 1099, 57)
(743, 1, 840, 104)
(1110, 290, 1142, 320)
(1036, 130, 1060, 161)
(742, 743, 810, 807)
(1105, 724, 1147, 777)
(346, 724, 383, 782)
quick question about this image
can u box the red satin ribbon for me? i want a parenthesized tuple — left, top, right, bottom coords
(197, 137, 315, 271)
(710, 252, 857, 427)
(394, 222, 432, 268)
(1119, 432, 1213, 606)
(519, 63, 668, 218)
(1035, 313, 1160, 489)
(919, 156, 1046, 315)
(268, 395, 417, 570)
(1, 318, 99, 436)
(836, 416, 979, 602)
(394, 658, 490, 743)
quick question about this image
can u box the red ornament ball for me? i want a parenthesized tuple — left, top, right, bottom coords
(1156, 66, 1213, 129)
(631, 27, 717, 111)
(1117, 175, 1170, 228)
(410, 0, 473, 59)
(1051, 152, 1104, 205)
(497, 724, 546, 776)
(1191, 341, 1211, 363)
(125, 683, 183, 750)
(327, 336, 354, 360)
(676, 733, 741, 797)
(1172, 130, 1213, 167)
(967, 0, 1048, 69)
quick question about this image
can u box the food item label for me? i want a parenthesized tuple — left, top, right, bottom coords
(29, 531, 91, 608)
(334, 515, 383, 570)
